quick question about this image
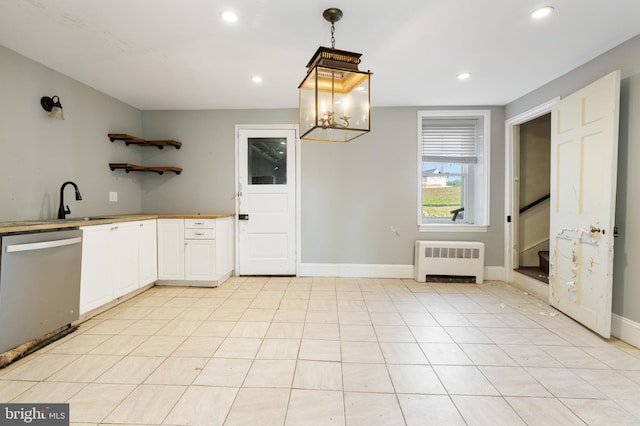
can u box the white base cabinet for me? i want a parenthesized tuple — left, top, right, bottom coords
(80, 217, 230, 315)
(185, 239, 216, 280)
(157, 219, 184, 280)
(79, 225, 112, 314)
(112, 222, 139, 298)
(139, 219, 158, 286)
(157, 217, 233, 287)
(80, 220, 157, 315)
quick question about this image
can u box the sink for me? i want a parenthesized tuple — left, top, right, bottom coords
(66, 217, 111, 221)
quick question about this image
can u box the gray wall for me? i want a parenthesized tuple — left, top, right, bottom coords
(142, 106, 506, 266)
(140, 109, 298, 214)
(3, 41, 508, 269)
(506, 34, 640, 323)
(0, 45, 143, 221)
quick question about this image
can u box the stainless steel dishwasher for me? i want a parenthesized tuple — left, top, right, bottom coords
(0, 228, 82, 354)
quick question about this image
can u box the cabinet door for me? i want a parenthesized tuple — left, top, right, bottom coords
(158, 219, 185, 280)
(139, 220, 158, 286)
(112, 222, 140, 298)
(185, 239, 216, 281)
(79, 225, 112, 315)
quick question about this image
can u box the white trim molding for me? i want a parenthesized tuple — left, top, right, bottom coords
(611, 314, 640, 349)
(417, 109, 491, 229)
(509, 270, 549, 301)
(299, 263, 505, 282)
(503, 97, 560, 283)
(419, 225, 488, 233)
(484, 266, 505, 281)
(299, 263, 414, 279)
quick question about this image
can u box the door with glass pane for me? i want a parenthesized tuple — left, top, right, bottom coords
(237, 128, 297, 275)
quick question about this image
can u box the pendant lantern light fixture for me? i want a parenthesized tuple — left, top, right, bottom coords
(298, 8, 372, 142)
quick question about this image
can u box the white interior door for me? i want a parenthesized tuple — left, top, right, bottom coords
(549, 70, 620, 338)
(237, 128, 297, 275)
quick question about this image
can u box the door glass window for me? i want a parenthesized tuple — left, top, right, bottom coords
(248, 137, 287, 185)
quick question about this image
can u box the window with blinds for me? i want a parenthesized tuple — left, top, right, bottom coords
(418, 110, 490, 228)
(421, 119, 479, 165)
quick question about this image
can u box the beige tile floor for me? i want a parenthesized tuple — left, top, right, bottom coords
(2, 277, 640, 425)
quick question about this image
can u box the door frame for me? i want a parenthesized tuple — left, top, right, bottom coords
(234, 124, 301, 276)
(504, 97, 559, 297)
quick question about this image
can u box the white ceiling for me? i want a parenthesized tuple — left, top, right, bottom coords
(1, 0, 639, 110)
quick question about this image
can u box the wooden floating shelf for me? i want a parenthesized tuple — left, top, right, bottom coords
(109, 163, 182, 175)
(108, 133, 182, 175)
(108, 133, 182, 150)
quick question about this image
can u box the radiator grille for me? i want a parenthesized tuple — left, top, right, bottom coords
(424, 247, 480, 259)
(415, 241, 484, 283)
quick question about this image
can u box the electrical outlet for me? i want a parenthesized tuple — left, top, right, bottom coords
(109, 192, 118, 202)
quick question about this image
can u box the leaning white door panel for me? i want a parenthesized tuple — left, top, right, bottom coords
(549, 70, 620, 338)
(238, 128, 296, 275)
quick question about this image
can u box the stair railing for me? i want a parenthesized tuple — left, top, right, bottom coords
(519, 193, 550, 214)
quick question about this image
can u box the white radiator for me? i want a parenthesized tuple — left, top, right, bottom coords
(414, 241, 485, 283)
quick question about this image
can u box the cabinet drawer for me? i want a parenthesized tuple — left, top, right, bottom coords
(185, 218, 216, 229)
(185, 228, 215, 239)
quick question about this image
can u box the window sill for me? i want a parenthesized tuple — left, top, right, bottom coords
(419, 224, 488, 233)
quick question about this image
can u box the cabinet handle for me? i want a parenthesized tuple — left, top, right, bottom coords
(195, 232, 204, 236)
(194, 222, 205, 225)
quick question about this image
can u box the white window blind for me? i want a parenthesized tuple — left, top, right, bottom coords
(421, 119, 478, 164)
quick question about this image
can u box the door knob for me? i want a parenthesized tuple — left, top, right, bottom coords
(590, 225, 604, 234)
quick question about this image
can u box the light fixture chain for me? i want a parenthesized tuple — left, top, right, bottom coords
(330, 22, 336, 48)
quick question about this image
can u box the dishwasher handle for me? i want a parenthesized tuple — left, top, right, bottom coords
(6, 237, 82, 253)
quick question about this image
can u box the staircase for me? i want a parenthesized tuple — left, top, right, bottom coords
(516, 193, 551, 284)
(538, 250, 549, 275)
(515, 249, 549, 283)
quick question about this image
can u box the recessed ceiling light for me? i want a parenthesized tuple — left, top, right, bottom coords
(222, 10, 238, 23)
(251, 76, 263, 83)
(531, 6, 554, 19)
(457, 72, 471, 80)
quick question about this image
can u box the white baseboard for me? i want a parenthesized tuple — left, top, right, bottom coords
(484, 266, 505, 281)
(611, 313, 640, 349)
(299, 263, 414, 279)
(509, 270, 549, 301)
(299, 263, 505, 282)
